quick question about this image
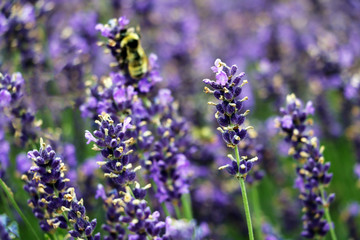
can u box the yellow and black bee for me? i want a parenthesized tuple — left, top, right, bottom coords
(119, 28, 148, 80)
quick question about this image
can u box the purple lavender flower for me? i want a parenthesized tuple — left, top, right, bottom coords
(82, 17, 194, 208)
(85, 114, 137, 190)
(81, 155, 101, 177)
(344, 74, 360, 102)
(81, 71, 147, 121)
(277, 94, 336, 239)
(16, 153, 32, 174)
(148, 118, 191, 203)
(0, 3, 40, 69)
(203, 59, 251, 149)
(48, 10, 105, 108)
(0, 73, 25, 105)
(0, 72, 39, 146)
(22, 139, 99, 239)
(203, 58, 257, 240)
(86, 113, 168, 239)
(61, 143, 78, 184)
(0, 71, 37, 175)
(262, 223, 283, 240)
(203, 59, 257, 177)
(165, 217, 209, 240)
(118, 193, 167, 240)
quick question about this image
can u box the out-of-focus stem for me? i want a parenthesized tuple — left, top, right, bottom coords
(173, 203, 182, 219)
(235, 146, 254, 240)
(161, 203, 171, 217)
(181, 193, 193, 220)
(46, 233, 55, 240)
(53, 234, 59, 240)
(250, 186, 264, 240)
(0, 187, 13, 219)
(319, 186, 338, 240)
(151, 179, 171, 217)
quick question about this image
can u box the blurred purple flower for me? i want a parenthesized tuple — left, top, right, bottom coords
(16, 153, 32, 174)
(95, 184, 106, 201)
(158, 89, 173, 106)
(0, 90, 11, 107)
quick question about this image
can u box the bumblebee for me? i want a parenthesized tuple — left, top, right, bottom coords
(120, 28, 148, 80)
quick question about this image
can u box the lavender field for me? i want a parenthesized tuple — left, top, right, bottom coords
(0, 0, 360, 239)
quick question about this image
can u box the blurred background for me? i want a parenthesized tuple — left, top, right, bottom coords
(0, 0, 360, 239)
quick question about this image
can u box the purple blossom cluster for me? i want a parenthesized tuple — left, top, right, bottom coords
(203, 59, 257, 177)
(0, 72, 39, 147)
(85, 114, 136, 191)
(81, 17, 194, 206)
(203, 59, 250, 149)
(164, 217, 209, 240)
(0, 72, 25, 105)
(0, 72, 37, 177)
(148, 117, 191, 203)
(277, 94, 335, 238)
(22, 139, 99, 239)
(86, 113, 168, 239)
(0, 2, 39, 69)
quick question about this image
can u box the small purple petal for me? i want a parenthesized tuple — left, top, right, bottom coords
(215, 71, 228, 86)
(85, 130, 97, 144)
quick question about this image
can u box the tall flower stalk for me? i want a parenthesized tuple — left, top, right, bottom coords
(277, 94, 337, 240)
(238, 129, 266, 240)
(203, 59, 257, 240)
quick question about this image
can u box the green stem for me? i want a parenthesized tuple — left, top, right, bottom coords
(46, 233, 55, 240)
(128, 186, 136, 198)
(239, 177, 255, 240)
(0, 179, 42, 240)
(173, 203, 182, 219)
(181, 193, 193, 220)
(0, 186, 14, 219)
(250, 186, 263, 240)
(161, 202, 171, 217)
(235, 145, 241, 165)
(151, 180, 171, 217)
(319, 186, 338, 240)
(235, 146, 254, 240)
(53, 233, 59, 240)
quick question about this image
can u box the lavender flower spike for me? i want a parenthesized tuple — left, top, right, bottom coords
(203, 59, 256, 240)
(22, 138, 100, 239)
(203, 59, 258, 177)
(86, 113, 169, 239)
(85, 113, 137, 191)
(277, 94, 337, 240)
